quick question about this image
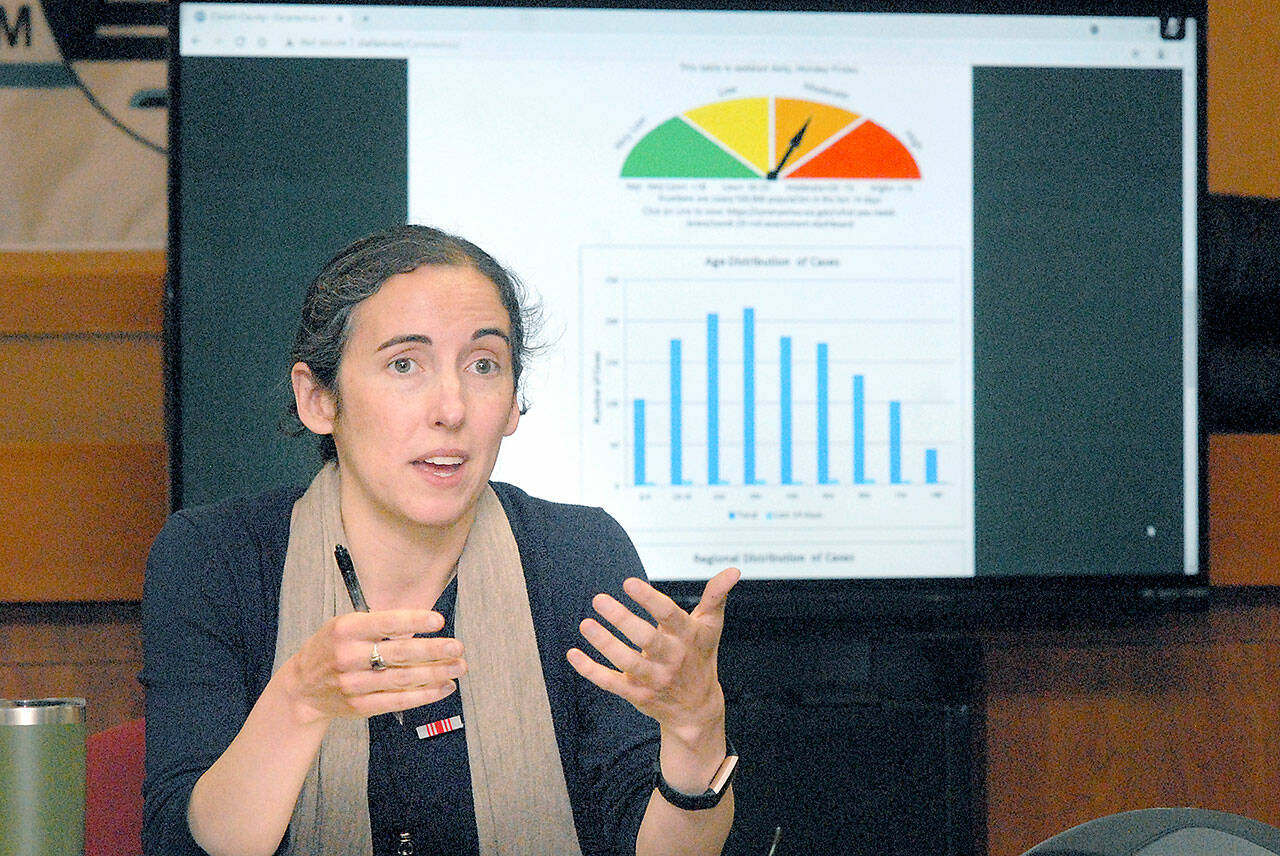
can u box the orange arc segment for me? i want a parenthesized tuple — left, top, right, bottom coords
(774, 98, 860, 166)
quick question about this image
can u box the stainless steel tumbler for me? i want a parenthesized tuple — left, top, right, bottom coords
(0, 698, 87, 856)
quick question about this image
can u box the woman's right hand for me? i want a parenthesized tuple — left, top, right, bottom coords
(282, 609, 467, 723)
(188, 609, 464, 856)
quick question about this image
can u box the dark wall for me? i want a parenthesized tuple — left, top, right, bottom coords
(1200, 193, 1280, 432)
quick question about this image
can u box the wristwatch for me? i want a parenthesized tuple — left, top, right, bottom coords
(652, 738, 738, 811)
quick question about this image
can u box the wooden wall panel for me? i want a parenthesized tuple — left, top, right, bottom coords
(1207, 434, 1280, 585)
(983, 599, 1280, 856)
(0, 443, 167, 601)
(0, 251, 161, 729)
(0, 339, 163, 444)
(1, 251, 167, 603)
(0, 251, 164, 335)
(1207, 0, 1280, 198)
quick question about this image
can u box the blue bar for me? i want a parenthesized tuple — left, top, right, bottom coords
(633, 399, 649, 485)
(707, 314, 725, 484)
(780, 336, 794, 484)
(817, 343, 834, 484)
(743, 308, 761, 484)
(670, 339, 689, 485)
(889, 400, 907, 484)
(925, 448, 938, 484)
(853, 375, 872, 484)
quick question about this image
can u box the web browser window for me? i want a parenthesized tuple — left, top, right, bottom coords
(174, 3, 1200, 583)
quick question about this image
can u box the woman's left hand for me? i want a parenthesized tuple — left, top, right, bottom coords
(567, 566, 740, 745)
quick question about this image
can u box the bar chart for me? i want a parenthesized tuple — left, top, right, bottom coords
(579, 243, 975, 579)
(630, 307, 944, 489)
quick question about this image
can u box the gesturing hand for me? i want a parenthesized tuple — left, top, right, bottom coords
(566, 567, 740, 743)
(284, 609, 467, 723)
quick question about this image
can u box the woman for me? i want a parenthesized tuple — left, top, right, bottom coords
(141, 225, 739, 856)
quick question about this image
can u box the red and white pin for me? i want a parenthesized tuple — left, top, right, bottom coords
(416, 715, 463, 740)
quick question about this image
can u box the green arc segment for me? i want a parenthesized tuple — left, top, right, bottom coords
(621, 117, 760, 179)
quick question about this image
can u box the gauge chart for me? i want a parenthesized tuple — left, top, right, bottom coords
(621, 96, 921, 180)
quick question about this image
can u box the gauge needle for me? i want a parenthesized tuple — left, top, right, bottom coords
(768, 117, 812, 180)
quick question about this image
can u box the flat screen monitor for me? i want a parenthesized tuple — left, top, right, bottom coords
(168, 0, 1207, 619)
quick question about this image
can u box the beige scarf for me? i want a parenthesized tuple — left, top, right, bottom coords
(271, 462, 583, 856)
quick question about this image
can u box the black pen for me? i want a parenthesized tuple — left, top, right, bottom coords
(334, 545, 403, 725)
(334, 544, 368, 612)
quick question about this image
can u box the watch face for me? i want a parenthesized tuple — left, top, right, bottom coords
(710, 754, 739, 795)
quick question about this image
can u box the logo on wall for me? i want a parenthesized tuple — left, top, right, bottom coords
(1, 1, 167, 248)
(1, 4, 31, 48)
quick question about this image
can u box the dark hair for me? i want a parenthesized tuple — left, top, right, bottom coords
(284, 224, 540, 462)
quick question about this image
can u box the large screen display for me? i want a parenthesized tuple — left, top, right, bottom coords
(170, 1, 1204, 590)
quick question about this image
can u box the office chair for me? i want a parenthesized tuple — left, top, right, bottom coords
(85, 717, 145, 856)
(1019, 808, 1280, 856)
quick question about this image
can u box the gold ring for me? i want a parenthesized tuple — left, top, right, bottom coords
(370, 642, 388, 671)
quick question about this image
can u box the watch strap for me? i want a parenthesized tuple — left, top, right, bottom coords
(652, 737, 738, 811)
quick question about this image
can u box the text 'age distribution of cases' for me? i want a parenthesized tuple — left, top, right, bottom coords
(622, 96, 922, 181)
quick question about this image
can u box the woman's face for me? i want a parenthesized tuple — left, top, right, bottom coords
(305, 263, 520, 537)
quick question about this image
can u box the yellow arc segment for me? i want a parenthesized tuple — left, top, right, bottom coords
(684, 97, 771, 174)
(775, 98, 860, 167)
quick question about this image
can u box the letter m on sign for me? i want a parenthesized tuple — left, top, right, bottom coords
(1, 4, 33, 47)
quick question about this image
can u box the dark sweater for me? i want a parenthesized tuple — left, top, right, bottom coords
(141, 481, 658, 856)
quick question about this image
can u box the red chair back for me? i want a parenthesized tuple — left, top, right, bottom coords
(85, 717, 145, 856)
